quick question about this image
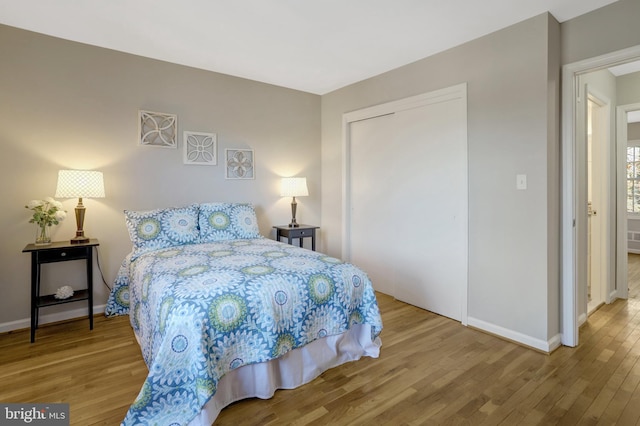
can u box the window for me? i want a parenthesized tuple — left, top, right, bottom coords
(628, 143, 640, 213)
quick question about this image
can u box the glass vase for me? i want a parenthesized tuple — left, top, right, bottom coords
(35, 223, 51, 246)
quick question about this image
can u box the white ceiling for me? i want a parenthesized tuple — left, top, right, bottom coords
(0, 0, 620, 94)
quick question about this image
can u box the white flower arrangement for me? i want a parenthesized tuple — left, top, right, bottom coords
(26, 197, 67, 227)
(54, 285, 74, 300)
(26, 197, 67, 243)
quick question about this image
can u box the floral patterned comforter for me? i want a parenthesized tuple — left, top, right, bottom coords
(105, 237, 383, 425)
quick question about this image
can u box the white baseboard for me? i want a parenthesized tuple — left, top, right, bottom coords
(0, 304, 106, 334)
(467, 316, 561, 353)
(609, 289, 618, 303)
(578, 312, 588, 327)
(628, 248, 640, 254)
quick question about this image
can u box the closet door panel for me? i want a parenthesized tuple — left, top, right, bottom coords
(390, 100, 467, 321)
(347, 85, 467, 322)
(349, 113, 397, 297)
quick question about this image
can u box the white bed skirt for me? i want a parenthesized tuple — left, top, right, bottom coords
(188, 324, 381, 425)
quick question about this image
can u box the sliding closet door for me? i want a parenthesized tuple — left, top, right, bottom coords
(390, 99, 467, 321)
(349, 113, 397, 297)
(346, 85, 467, 322)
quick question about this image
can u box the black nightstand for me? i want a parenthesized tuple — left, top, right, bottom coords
(22, 239, 99, 343)
(273, 225, 319, 251)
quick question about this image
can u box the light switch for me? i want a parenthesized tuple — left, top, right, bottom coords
(516, 174, 527, 190)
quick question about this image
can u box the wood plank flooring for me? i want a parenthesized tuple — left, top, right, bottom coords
(2, 257, 640, 425)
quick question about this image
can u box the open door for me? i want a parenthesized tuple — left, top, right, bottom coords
(586, 92, 610, 315)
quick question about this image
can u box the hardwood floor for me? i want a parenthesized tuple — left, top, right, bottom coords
(3, 260, 640, 425)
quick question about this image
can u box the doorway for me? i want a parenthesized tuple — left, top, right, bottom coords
(562, 46, 640, 347)
(623, 106, 640, 303)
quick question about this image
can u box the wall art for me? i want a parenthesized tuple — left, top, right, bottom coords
(225, 149, 255, 179)
(139, 110, 177, 148)
(183, 131, 217, 165)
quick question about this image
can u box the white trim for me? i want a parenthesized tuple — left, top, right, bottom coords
(561, 61, 579, 347)
(562, 44, 640, 347)
(343, 85, 466, 124)
(0, 304, 105, 334)
(467, 316, 561, 353)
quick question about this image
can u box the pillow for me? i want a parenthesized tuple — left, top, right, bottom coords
(199, 202, 261, 242)
(124, 204, 200, 260)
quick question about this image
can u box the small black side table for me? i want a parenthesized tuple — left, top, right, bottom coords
(22, 239, 99, 343)
(273, 225, 319, 251)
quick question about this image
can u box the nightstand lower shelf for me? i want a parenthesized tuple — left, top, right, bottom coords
(37, 289, 89, 308)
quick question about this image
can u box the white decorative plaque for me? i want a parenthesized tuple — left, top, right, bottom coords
(139, 110, 177, 148)
(184, 131, 217, 165)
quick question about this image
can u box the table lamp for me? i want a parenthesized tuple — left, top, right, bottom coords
(55, 170, 105, 244)
(280, 177, 308, 227)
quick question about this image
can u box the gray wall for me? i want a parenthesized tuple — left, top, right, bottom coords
(561, 0, 640, 66)
(321, 14, 561, 348)
(618, 71, 640, 106)
(0, 24, 321, 327)
(630, 122, 640, 140)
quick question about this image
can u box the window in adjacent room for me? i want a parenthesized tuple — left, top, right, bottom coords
(627, 141, 640, 214)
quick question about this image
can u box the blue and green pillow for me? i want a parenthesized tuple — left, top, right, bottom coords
(199, 202, 260, 242)
(124, 204, 200, 260)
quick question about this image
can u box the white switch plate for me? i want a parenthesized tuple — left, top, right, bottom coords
(516, 174, 527, 190)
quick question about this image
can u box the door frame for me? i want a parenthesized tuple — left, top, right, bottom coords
(562, 45, 640, 347)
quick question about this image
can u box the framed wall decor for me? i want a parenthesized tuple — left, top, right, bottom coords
(139, 110, 178, 148)
(225, 149, 255, 179)
(183, 131, 217, 165)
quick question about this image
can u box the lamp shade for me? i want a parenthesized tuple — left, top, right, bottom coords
(55, 170, 105, 198)
(280, 177, 308, 197)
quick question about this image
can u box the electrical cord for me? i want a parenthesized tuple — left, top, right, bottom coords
(95, 246, 112, 291)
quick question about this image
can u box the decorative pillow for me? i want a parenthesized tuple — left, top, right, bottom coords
(199, 202, 261, 242)
(124, 204, 200, 260)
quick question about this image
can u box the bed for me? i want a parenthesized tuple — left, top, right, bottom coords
(105, 202, 383, 425)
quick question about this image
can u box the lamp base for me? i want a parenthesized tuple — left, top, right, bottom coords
(71, 235, 90, 244)
(289, 198, 300, 227)
(71, 199, 90, 244)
